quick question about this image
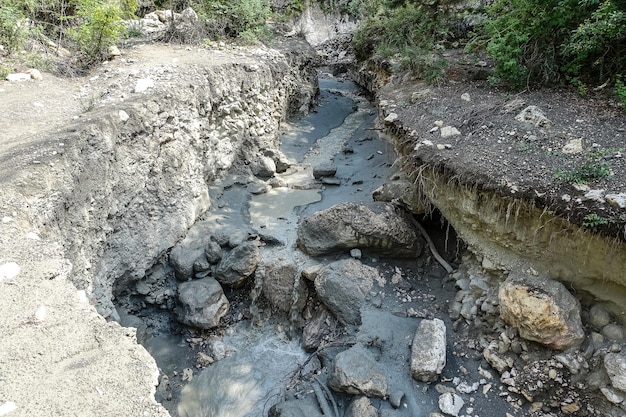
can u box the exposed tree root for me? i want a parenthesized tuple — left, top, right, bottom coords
(410, 217, 454, 274)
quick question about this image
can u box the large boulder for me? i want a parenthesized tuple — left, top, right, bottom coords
(257, 257, 308, 314)
(498, 272, 584, 350)
(328, 344, 387, 398)
(297, 202, 423, 258)
(314, 258, 379, 325)
(175, 278, 229, 329)
(215, 240, 260, 287)
(411, 318, 447, 382)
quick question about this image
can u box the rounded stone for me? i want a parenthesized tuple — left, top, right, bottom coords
(589, 304, 611, 329)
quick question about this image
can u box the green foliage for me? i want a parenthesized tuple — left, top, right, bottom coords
(475, 0, 626, 88)
(202, 0, 270, 42)
(0, 0, 30, 52)
(563, 0, 626, 83)
(616, 75, 626, 105)
(353, 0, 463, 80)
(582, 213, 609, 227)
(556, 148, 614, 184)
(67, 0, 131, 61)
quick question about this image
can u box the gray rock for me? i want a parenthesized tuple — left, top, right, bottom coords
(170, 234, 212, 281)
(175, 278, 229, 329)
(411, 318, 447, 382)
(602, 323, 625, 341)
(372, 175, 427, 214)
(314, 258, 378, 325)
(498, 272, 584, 350)
(515, 105, 551, 128)
(440, 126, 461, 138)
(389, 391, 405, 408)
(320, 177, 341, 186)
(193, 255, 211, 274)
(268, 398, 323, 417)
(257, 258, 308, 314)
(204, 240, 223, 264)
(252, 155, 276, 178)
(313, 161, 337, 179)
(350, 248, 362, 259)
(215, 241, 260, 287)
(328, 344, 387, 398)
(438, 392, 464, 417)
(302, 307, 333, 352)
(345, 396, 378, 417)
(297, 201, 424, 258)
(606, 193, 626, 209)
(605, 353, 626, 391)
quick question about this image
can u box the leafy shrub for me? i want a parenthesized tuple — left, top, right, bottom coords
(582, 213, 609, 228)
(476, 0, 626, 89)
(0, 0, 31, 52)
(616, 75, 626, 106)
(563, 0, 626, 85)
(67, 0, 135, 61)
(202, 0, 270, 42)
(353, 0, 463, 78)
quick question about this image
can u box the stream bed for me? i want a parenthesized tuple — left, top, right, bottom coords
(124, 74, 518, 417)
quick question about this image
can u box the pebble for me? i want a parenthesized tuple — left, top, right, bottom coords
(350, 248, 362, 259)
(0, 402, 16, 416)
(389, 391, 404, 408)
(0, 262, 20, 282)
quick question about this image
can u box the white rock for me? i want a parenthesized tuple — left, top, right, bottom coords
(601, 386, 625, 404)
(438, 392, 464, 417)
(461, 93, 471, 102)
(28, 69, 43, 80)
(1, 216, 12, 223)
(6, 73, 30, 82)
(561, 194, 571, 202)
(384, 113, 398, 123)
(437, 144, 446, 150)
(0, 401, 17, 416)
(0, 262, 20, 282)
(440, 126, 461, 138)
(119, 110, 130, 122)
(583, 189, 605, 203)
(429, 126, 439, 133)
(350, 248, 362, 259)
(515, 105, 551, 127)
(109, 45, 121, 56)
(434, 120, 444, 127)
(134, 78, 154, 93)
(26, 232, 40, 240)
(421, 140, 434, 146)
(562, 138, 583, 154)
(35, 305, 47, 321)
(606, 193, 626, 209)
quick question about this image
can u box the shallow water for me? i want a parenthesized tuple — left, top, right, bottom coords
(178, 325, 307, 417)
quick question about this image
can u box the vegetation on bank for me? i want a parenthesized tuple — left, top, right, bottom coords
(1, 0, 625, 101)
(350, 0, 626, 104)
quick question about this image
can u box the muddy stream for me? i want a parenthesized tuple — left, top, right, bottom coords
(119, 75, 517, 417)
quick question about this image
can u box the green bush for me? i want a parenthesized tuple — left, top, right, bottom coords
(67, 0, 135, 61)
(202, 0, 270, 42)
(0, 0, 31, 52)
(477, 0, 626, 89)
(353, 0, 464, 80)
(563, 1, 626, 82)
